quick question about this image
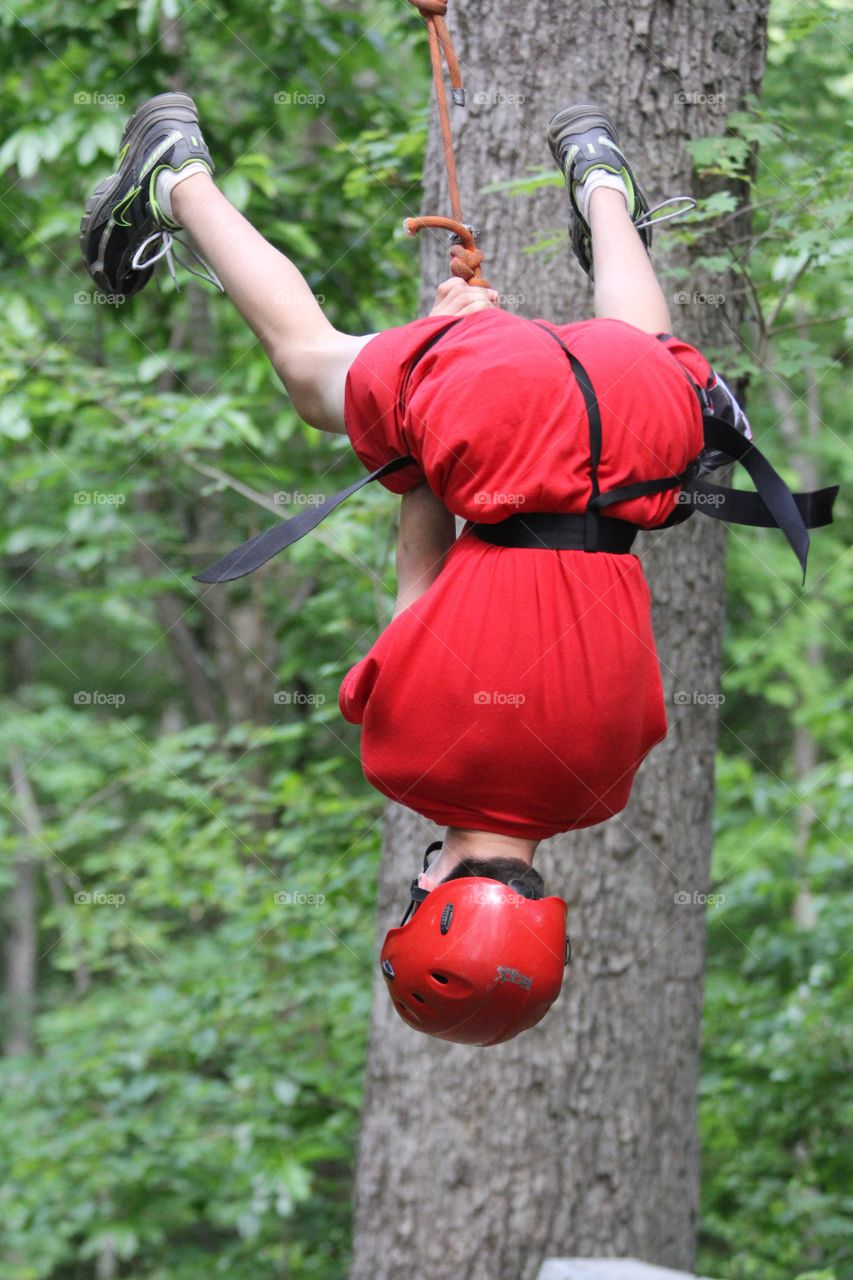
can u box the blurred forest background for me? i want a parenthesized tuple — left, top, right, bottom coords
(0, 0, 850, 1278)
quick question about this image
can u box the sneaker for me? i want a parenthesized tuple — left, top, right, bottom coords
(546, 103, 652, 277)
(80, 92, 217, 299)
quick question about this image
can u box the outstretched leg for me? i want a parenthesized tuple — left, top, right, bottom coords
(587, 186, 672, 334)
(80, 93, 371, 434)
(547, 103, 673, 334)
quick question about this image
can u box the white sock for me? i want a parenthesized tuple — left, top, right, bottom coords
(576, 170, 629, 222)
(154, 162, 211, 226)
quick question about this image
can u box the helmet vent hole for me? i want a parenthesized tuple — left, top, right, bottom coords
(411, 992, 426, 1003)
(440, 904, 454, 934)
(430, 972, 449, 984)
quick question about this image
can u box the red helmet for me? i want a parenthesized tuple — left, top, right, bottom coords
(380, 843, 570, 1047)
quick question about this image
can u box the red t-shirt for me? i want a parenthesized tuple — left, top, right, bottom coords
(339, 309, 710, 840)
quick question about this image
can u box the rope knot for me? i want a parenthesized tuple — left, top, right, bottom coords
(450, 243, 485, 283)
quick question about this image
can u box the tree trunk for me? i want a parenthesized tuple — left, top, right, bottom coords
(351, 4, 768, 1278)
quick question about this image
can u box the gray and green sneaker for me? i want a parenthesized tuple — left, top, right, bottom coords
(546, 103, 653, 277)
(80, 92, 219, 299)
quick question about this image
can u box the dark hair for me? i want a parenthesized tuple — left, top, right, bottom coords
(439, 856, 546, 899)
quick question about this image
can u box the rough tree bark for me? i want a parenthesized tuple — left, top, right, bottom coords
(350, 3, 769, 1278)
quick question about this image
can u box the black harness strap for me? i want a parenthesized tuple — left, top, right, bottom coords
(194, 454, 418, 583)
(195, 320, 838, 584)
(195, 321, 465, 584)
(682, 475, 838, 530)
(532, 322, 603, 551)
(515, 322, 838, 581)
(685, 419, 835, 577)
(469, 510, 638, 552)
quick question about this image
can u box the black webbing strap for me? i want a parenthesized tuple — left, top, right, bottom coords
(588, 470, 690, 512)
(195, 322, 466, 584)
(469, 510, 638, 552)
(533, 322, 602, 550)
(682, 418, 838, 580)
(682, 475, 839, 530)
(471, 437, 837, 571)
(195, 321, 839, 583)
(194, 455, 418, 583)
(473, 419, 837, 576)
(524, 324, 838, 580)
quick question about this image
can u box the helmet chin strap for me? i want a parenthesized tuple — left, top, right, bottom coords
(399, 840, 444, 926)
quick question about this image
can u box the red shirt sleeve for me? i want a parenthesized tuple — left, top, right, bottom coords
(657, 333, 713, 390)
(343, 316, 458, 494)
(338, 655, 382, 725)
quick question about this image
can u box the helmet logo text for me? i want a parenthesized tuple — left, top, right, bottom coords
(496, 965, 533, 990)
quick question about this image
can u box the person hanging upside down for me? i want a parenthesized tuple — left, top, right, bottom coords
(81, 97, 833, 1046)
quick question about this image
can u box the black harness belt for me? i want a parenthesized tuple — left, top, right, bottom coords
(469, 511, 639, 553)
(195, 321, 838, 585)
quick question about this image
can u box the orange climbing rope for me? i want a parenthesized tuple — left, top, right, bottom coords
(404, 0, 490, 288)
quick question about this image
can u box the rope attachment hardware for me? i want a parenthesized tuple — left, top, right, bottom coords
(403, 0, 490, 287)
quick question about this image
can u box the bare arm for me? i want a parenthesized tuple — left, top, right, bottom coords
(390, 282, 495, 613)
(393, 484, 457, 618)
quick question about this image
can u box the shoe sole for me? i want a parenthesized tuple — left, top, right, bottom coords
(546, 103, 620, 169)
(546, 101, 649, 222)
(546, 103, 653, 279)
(79, 92, 202, 294)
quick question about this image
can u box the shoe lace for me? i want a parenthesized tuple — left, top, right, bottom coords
(634, 195, 697, 231)
(130, 229, 224, 292)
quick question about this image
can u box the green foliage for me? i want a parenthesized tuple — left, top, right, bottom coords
(0, 1, 423, 1276)
(700, 758, 853, 1280)
(685, 4, 853, 1278)
(0, 699, 380, 1278)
